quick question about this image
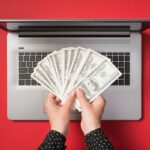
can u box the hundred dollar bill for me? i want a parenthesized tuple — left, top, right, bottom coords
(75, 60, 122, 111)
(34, 64, 61, 97)
(63, 48, 72, 87)
(64, 47, 77, 82)
(46, 52, 63, 94)
(31, 71, 59, 97)
(51, 50, 65, 89)
(63, 47, 91, 96)
(62, 47, 79, 93)
(38, 54, 61, 94)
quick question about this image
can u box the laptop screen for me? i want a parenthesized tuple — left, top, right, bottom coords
(0, 20, 149, 32)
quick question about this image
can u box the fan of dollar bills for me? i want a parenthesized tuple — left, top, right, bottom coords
(31, 47, 122, 111)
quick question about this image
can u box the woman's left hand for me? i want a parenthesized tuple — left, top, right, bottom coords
(44, 91, 76, 136)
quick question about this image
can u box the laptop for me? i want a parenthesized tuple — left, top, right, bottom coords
(0, 20, 148, 120)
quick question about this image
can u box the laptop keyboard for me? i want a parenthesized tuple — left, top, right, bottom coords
(19, 52, 49, 85)
(18, 51, 130, 86)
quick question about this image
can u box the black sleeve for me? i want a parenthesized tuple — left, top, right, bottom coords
(85, 128, 114, 150)
(38, 130, 66, 150)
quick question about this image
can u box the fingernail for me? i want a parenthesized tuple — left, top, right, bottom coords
(77, 87, 82, 92)
(71, 90, 75, 96)
(76, 87, 80, 92)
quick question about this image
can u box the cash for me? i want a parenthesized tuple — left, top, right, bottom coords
(31, 47, 122, 111)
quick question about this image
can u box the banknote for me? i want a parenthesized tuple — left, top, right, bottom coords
(62, 47, 79, 94)
(46, 52, 63, 94)
(64, 47, 77, 82)
(34, 65, 61, 97)
(38, 54, 61, 94)
(63, 47, 91, 94)
(31, 71, 59, 97)
(75, 60, 122, 110)
(51, 50, 65, 89)
(63, 47, 73, 87)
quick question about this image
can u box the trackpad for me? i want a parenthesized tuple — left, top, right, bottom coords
(43, 91, 49, 113)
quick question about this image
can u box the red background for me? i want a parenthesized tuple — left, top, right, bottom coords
(0, 0, 150, 149)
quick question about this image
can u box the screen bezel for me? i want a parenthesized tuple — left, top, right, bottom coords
(0, 19, 150, 32)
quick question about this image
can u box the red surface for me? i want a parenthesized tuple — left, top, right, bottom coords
(0, 0, 150, 149)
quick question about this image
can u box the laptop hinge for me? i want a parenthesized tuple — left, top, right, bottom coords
(18, 26, 130, 37)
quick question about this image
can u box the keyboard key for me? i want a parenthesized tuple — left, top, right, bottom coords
(19, 68, 27, 73)
(119, 62, 124, 67)
(119, 80, 124, 85)
(26, 80, 31, 85)
(107, 52, 112, 55)
(24, 56, 29, 61)
(113, 62, 118, 67)
(27, 62, 32, 67)
(119, 52, 124, 55)
(30, 56, 35, 61)
(113, 52, 118, 55)
(19, 56, 23, 61)
(125, 74, 130, 85)
(101, 52, 106, 56)
(36, 56, 41, 61)
(25, 52, 30, 55)
(119, 68, 124, 73)
(33, 62, 38, 67)
(32, 80, 37, 85)
(119, 74, 124, 79)
(113, 56, 118, 61)
(37, 52, 41, 55)
(19, 62, 26, 67)
(43, 52, 48, 55)
(28, 68, 33, 73)
(119, 56, 124, 61)
(125, 62, 130, 73)
(107, 55, 113, 60)
(112, 80, 118, 85)
(19, 52, 24, 55)
(42, 55, 46, 59)
(19, 80, 25, 85)
(125, 56, 130, 61)
(19, 74, 30, 79)
(31, 52, 36, 55)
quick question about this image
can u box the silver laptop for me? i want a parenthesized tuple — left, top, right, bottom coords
(0, 20, 148, 120)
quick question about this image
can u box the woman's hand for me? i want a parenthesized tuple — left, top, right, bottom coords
(44, 91, 76, 136)
(76, 87, 106, 135)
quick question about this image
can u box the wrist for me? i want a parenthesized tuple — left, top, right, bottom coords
(51, 124, 68, 137)
(81, 122, 101, 135)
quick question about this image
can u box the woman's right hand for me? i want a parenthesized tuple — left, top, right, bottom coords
(76, 87, 106, 135)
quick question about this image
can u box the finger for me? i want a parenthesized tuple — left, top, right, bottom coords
(47, 92, 56, 100)
(76, 87, 89, 108)
(44, 93, 59, 114)
(56, 97, 61, 102)
(64, 90, 76, 110)
(92, 95, 106, 110)
(45, 92, 56, 108)
(55, 97, 61, 105)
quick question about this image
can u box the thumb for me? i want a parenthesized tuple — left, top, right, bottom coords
(92, 95, 106, 111)
(45, 92, 56, 106)
(44, 92, 56, 112)
(76, 87, 89, 108)
(64, 90, 76, 110)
